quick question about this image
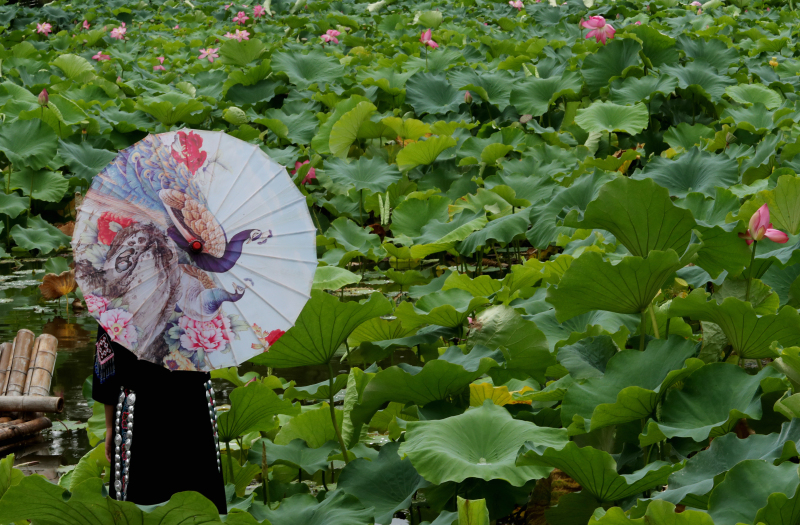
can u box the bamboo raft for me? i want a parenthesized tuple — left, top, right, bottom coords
(0, 330, 61, 453)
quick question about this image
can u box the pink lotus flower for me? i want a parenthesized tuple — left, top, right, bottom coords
(157, 56, 165, 64)
(92, 52, 111, 61)
(253, 5, 265, 17)
(100, 309, 137, 347)
(110, 23, 126, 40)
(464, 91, 472, 103)
(179, 313, 232, 353)
(85, 294, 109, 315)
(291, 160, 316, 184)
(509, 0, 524, 9)
(174, 24, 180, 29)
(82, 20, 90, 30)
(38, 89, 48, 107)
(198, 47, 219, 62)
(153, 65, 165, 71)
(420, 28, 438, 48)
(581, 16, 615, 44)
(739, 204, 789, 245)
(224, 2, 233, 9)
(321, 33, 338, 44)
(225, 29, 250, 41)
(233, 11, 249, 23)
(36, 23, 52, 35)
(690, 1, 701, 5)
(634, 21, 642, 25)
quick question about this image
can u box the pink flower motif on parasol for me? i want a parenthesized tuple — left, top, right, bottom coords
(251, 324, 285, 350)
(100, 308, 138, 346)
(267, 329, 285, 345)
(97, 212, 136, 245)
(85, 294, 109, 315)
(179, 314, 232, 352)
(171, 130, 207, 174)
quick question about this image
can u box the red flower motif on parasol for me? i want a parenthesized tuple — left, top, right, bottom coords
(171, 130, 207, 174)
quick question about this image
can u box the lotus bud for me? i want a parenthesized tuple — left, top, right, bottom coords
(464, 91, 472, 104)
(223, 107, 248, 125)
(38, 88, 48, 107)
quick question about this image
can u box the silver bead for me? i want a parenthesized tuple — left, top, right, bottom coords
(116, 402, 123, 410)
(127, 413, 134, 424)
(115, 454, 121, 462)
(216, 451, 220, 459)
(116, 410, 122, 419)
(114, 480, 122, 492)
(115, 445, 121, 454)
(205, 390, 211, 398)
(125, 458, 130, 468)
(126, 430, 133, 440)
(126, 450, 132, 460)
(127, 393, 136, 405)
(208, 387, 214, 397)
(128, 404, 134, 414)
(114, 434, 122, 445)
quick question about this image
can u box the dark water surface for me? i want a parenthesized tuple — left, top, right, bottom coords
(0, 258, 415, 479)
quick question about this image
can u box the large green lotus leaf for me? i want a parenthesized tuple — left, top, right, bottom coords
(323, 156, 401, 194)
(707, 460, 800, 525)
(410, 211, 487, 258)
(0, 193, 29, 219)
(528, 308, 636, 352)
(546, 250, 693, 322)
(51, 54, 95, 82)
(562, 336, 702, 434)
(763, 175, 800, 235)
(632, 147, 739, 198)
(350, 345, 500, 428)
(609, 74, 678, 105)
(10, 215, 71, 254)
(670, 289, 800, 359)
(396, 136, 457, 172)
(311, 96, 370, 154)
(676, 188, 740, 229)
(662, 123, 716, 151)
(275, 403, 343, 448)
(399, 401, 568, 486)
(556, 335, 617, 380)
(581, 38, 643, 93)
(484, 169, 557, 208)
(283, 373, 349, 401)
(509, 71, 584, 117)
(712, 278, 779, 315)
(0, 475, 247, 525)
(134, 92, 208, 126)
(326, 217, 384, 259)
(405, 72, 462, 115)
(312, 266, 361, 291)
(57, 141, 116, 185)
(219, 38, 266, 67)
(253, 291, 392, 368)
(447, 68, 516, 107)
(271, 50, 345, 89)
(627, 25, 680, 67)
(772, 346, 800, 391)
(575, 101, 649, 135)
(442, 272, 502, 298)
(248, 438, 339, 475)
(0, 119, 58, 170)
(225, 79, 281, 106)
(725, 83, 782, 109)
(565, 177, 695, 257)
(457, 496, 490, 525)
(9, 168, 69, 202)
(457, 208, 531, 256)
(359, 68, 415, 95)
(336, 441, 428, 524)
(395, 288, 489, 329)
(256, 108, 318, 145)
(661, 62, 737, 102)
(720, 104, 775, 134)
(217, 382, 298, 441)
(655, 419, 800, 506)
(640, 364, 784, 446)
(249, 492, 373, 525)
(679, 36, 739, 71)
(381, 117, 431, 141)
(329, 101, 377, 158)
(390, 195, 450, 239)
(527, 171, 615, 249)
(518, 441, 677, 503)
(470, 305, 556, 382)
(592, 500, 712, 525)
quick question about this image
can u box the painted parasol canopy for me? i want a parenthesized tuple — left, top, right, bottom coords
(72, 130, 317, 371)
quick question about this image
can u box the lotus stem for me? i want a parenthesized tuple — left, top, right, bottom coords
(262, 439, 269, 506)
(359, 188, 364, 226)
(327, 360, 349, 464)
(648, 303, 659, 339)
(745, 240, 757, 302)
(639, 310, 647, 351)
(225, 440, 235, 484)
(664, 318, 671, 339)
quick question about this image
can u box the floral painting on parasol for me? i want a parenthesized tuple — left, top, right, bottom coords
(72, 130, 317, 371)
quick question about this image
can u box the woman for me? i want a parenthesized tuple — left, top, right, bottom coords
(92, 325, 227, 513)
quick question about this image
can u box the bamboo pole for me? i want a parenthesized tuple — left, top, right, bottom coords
(0, 397, 63, 413)
(24, 335, 57, 397)
(0, 434, 44, 455)
(0, 417, 51, 442)
(5, 330, 35, 397)
(0, 343, 12, 396)
(22, 337, 41, 398)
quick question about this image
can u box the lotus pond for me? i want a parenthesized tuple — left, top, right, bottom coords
(3, 0, 800, 523)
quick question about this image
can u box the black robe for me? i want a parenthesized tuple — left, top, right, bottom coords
(92, 327, 226, 514)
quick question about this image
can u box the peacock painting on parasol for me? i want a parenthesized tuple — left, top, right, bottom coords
(72, 130, 317, 372)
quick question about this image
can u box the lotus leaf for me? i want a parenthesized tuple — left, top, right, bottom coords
(249, 492, 373, 525)
(248, 438, 339, 475)
(217, 382, 298, 442)
(399, 401, 568, 486)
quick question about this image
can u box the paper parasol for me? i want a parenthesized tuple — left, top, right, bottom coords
(72, 130, 317, 371)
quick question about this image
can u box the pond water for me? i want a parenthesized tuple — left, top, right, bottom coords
(0, 258, 417, 479)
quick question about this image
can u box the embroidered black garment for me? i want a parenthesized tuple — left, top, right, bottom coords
(91, 326, 226, 514)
